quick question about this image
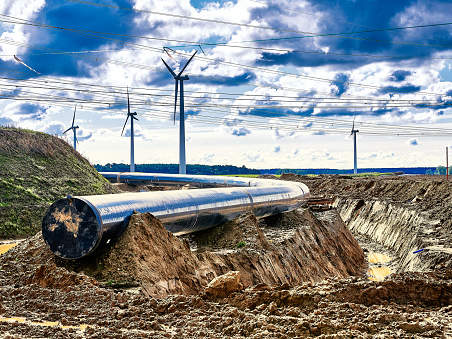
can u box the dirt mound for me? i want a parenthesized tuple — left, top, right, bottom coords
(0, 127, 118, 238)
(184, 213, 271, 251)
(0, 233, 97, 290)
(0, 208, 365, 298)
(101, 209, 364, 297)
(70, 213, 208, 296)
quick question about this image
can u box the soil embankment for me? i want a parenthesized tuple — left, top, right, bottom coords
(0, 127, 117, 238)
(1, 208, 365, 298)
(281, 174, 452, 274)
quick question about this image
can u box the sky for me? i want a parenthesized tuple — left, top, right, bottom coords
(0, 0, 452, 169)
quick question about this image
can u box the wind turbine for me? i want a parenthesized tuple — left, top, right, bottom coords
(63, 106, 79, 151)
(351, 116, 359, 174)
(161, 51, 197, 174)
(121, 88, 138, 172)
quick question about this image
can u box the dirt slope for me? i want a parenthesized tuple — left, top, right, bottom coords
(0, 208, 365, 298)
(0, 127, 117, 238)
(282, 174, 452, 273)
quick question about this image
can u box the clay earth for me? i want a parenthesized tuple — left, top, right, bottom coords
(0, 175, 451, 338)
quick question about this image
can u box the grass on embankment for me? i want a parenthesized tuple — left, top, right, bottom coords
(0, 127, 117, 238)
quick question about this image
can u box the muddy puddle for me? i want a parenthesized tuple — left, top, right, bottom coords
(0, 240, 21, 255)
(0, 316, 88, 333)
(367, 252, 393, 281)
(351, 234, 398, 282)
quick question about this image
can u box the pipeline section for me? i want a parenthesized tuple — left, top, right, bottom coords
(42, 173, 309, 259)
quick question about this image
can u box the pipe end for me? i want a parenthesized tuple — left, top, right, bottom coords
(42, 197, 102, 260)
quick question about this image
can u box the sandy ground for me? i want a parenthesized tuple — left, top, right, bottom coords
(1, 175, 452, 338)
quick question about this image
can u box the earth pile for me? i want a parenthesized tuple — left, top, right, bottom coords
(0, 127, 117, 238)
(1, 208, 365, 298)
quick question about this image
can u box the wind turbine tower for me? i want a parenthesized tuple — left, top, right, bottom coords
(161, 51, 197, 174)
(63, 106, 79, 151)
(121, 88, 138, 172)
(351, 118, 359, 174)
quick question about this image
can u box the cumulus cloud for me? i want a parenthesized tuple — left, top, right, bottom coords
(77, 130, 93, 141)
(232, 127, 251, 136)
(1, 0, 452, 169)
(330, 73, 350, 97)
(122, 124, 151, 141)
(389, 70, 411, 82)
(44, 123, 65, 135)
(192, 72, 256, 86)
(7, 103, 49, 120)
(378, 84, 421, 95)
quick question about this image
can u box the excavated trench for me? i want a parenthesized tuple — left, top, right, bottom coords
(281, 174, 452, 278)
(336, 198, 450, 273)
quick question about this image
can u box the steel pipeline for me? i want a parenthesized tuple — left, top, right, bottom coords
(42, 173, 309, 259)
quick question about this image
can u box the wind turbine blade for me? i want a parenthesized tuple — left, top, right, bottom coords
(63, 127, 72, 134)
(13, 55, 40, 74)
(177, 50, 198, 77)
(121, 115, 130, 136)
(163, 47, 176, 60)
(174, 80, 178, 125)
(161, 58, 176, 78)
(72, 106, 76, 127)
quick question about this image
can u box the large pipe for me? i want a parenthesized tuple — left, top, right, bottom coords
(42, 173, 309, 259)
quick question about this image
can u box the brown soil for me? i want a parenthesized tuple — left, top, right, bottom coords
(1, 208, 364, 298)
(1, 174, 452, 338)
(0, 265, 450, 338)
(282, 174, 452, 272)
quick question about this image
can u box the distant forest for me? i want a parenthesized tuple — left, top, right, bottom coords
(95, 163, 445, 175)
(95, 163, 261, 175)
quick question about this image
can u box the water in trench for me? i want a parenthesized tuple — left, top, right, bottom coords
(0, 241, 19, 255)
(352, 233, 398, 282)
(0, 315, 87, 333)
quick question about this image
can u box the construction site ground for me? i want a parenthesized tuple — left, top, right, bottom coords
(1, 174, 452, 338)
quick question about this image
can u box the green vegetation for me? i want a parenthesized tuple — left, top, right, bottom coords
(102, 279, 139, 289)
(0, 127, 117, 238)
(348, 172, 396, 177)
(95, 163, 260, 175)
(428, 166, 452, 175)
(236, 241, 246, 248)
(220, 174, 282, 178)
(221, 174, 259, 178)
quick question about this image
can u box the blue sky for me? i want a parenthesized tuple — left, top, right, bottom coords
(0, 0, 451, 168)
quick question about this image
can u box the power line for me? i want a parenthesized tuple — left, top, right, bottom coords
(1, 13, 448, 97)
(0, 80, 445, 105)
(2, 86, 452, 136)
(4, 36, 452, 61)
(63, 0, 452, 48)
(2, 69, 448, 107)
(2, 84, 449, 110)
